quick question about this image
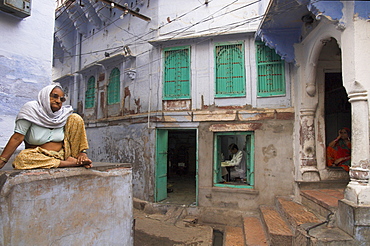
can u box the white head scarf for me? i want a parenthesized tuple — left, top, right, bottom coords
(16, 84, 74, 128)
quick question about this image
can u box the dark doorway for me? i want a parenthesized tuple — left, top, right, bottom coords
(325, 73, 351, 145)
(162, 129, 197, 206)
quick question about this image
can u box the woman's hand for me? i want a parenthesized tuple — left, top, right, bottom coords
(0, 160, 6, 169)
(76, 152, 93, 168)
(334, 156, 350, 165)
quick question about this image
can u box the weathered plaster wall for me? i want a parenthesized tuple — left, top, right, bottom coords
(157, 0, 262, 37)
(0, 164, 133, 245)
(198, 118, 294, 210)
(86, 123, 154, 201)
(53, 0, 294, 209)
(0, 0, 55, 147)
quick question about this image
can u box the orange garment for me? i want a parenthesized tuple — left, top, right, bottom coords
(326, 139, 351, 172)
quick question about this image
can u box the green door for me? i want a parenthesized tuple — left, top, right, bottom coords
(155, 129, 168, 202)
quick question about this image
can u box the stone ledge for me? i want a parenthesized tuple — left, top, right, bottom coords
(211, 186, 259, 195)
(0, 162, 133, 245)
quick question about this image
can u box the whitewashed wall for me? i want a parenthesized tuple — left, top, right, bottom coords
(0, 0, 55, 147)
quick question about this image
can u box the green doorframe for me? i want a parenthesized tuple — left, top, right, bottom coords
(155, 128, 199, 204)
(213, 131, 255, 189)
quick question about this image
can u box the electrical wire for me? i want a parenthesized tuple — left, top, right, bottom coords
(55, 8, 268, 98)
(60, 13, 265, 97)
(54, 0, 311, 94)
(54, 0, 257, 60)
(54, 0, 216, 57)
(56, 0, 322, 98)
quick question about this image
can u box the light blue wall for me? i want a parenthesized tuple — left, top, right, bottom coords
(0, 0, 55, 147)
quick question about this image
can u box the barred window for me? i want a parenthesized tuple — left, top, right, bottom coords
(256, 42, 285, 97)
(107, 67, 120, 105)
(215, 43, 245, 97)
(85, 76, 95, 109)
(163, 46, 191, 100)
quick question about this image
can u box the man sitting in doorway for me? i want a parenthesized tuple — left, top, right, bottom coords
(228, 143, 246, 181)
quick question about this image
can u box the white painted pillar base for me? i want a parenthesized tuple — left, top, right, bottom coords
(345, 90, 370, 205)
(299, 108, 320, 181)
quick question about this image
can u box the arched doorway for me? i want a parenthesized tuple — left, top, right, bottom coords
(318, 38, 351, 177)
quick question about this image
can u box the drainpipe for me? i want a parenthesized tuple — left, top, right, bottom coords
(147, 49, 155, 130)
(148, 72, 153, 129)
(305, 212, 333, 234)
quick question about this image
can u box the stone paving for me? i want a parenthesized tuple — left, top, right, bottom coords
(134, 208, 213, 246)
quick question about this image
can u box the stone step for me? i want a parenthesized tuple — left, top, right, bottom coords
(276, 196, 322, 228)
(276, 196, 355, 245)
(243, 216, 268, 246)
(305, 223, 355, 246)
(224, 226, 245, 246)
(300, 189, 344, 218)
(297, 180, 349, 190)
(260, 205, 293, 246)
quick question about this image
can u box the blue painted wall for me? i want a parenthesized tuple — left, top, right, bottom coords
(0, 0, 55, 147)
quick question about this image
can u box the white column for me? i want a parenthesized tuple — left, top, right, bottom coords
(345, 90, 370, 205)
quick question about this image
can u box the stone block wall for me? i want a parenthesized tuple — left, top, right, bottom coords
(0, 163, 133, 245)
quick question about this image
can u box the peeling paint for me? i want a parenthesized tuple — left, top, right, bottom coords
(262, 144, 277, 162)
(124, 86, 131, 98)
(135, 98, 141, 113)
(209, 123, 262, 132)
(163, 100, 191, 111)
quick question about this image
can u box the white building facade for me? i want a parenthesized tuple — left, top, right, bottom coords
(53, 0, 299, 212)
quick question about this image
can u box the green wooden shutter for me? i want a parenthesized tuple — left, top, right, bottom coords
(163, 46, 190, 100)
(215, 43, 245, 98)
(256, 42, 285, 97)
(85, 76, 95, 109)
(108, 68, 120, 105)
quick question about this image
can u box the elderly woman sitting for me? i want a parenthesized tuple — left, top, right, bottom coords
(0, 84, 92, 169)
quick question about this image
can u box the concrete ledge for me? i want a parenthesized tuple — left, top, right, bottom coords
(0, 163, 133, 245)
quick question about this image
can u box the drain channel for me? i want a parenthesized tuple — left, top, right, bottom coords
(212, 229, 223, 246)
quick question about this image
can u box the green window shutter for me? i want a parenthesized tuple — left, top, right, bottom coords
(215, 43, 245, 98)
(107, 68, 120, 105)
(85, 76, 95, 109)
(256, 42, 285, 97)
(163, 47, 190, 100)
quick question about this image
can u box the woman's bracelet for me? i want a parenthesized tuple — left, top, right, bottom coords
(0, 156, 8, 163)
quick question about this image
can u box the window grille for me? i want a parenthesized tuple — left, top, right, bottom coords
(215, 43, 245, 97)
(85, 76, 95, 109)
(107, 68, 120, 105)
(163, 46, 191, 100)
(256, 42, 285, 97)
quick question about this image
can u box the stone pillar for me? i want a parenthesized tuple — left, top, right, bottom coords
(299, 108, 320, 181)
(345, 89, 370, 205)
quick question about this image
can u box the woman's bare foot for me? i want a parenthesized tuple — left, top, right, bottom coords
(59, 156, 93, 168)
(59, 157, 78, 167)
